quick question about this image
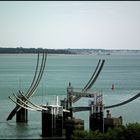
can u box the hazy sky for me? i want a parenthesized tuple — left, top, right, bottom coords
(0, 1, 140, 50)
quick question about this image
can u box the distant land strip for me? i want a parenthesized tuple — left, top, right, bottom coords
(0, 47, 75, 54)
(0, 47, 140, 54)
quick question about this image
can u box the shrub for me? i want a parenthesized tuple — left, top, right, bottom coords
(71, 123, 140, 140)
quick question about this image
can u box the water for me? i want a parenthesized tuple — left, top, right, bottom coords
(0, 53, 140, 139)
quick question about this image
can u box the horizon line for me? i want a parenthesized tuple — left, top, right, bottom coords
(0, 47, 140, 51)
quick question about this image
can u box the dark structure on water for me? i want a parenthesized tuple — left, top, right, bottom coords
(42, 104, 63, 137)
(16, 96, 28, 122)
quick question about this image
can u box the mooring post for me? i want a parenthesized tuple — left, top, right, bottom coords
(16, 95, 28, 123)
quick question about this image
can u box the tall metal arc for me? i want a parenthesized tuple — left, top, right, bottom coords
(72, 59, 105, 103)
(7, 52, 47, 121)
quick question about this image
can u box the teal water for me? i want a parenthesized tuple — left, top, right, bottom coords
(0, 53, 140, 139)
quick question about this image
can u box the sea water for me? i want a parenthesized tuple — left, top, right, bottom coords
(0, 53, 140, 139)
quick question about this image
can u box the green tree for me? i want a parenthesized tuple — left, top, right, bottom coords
(71, 123, 140, 140)
(123, 123, 140, 140)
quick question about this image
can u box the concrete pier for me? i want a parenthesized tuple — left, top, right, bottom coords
(41, 105, 63, 137)
(16, 96, 28, 123)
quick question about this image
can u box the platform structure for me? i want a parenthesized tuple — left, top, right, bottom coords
(61, 82, 105, 132)
(61, 82, 124, 133)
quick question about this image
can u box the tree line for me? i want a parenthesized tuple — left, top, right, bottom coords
(72, 123, 140, 140)
(0, 47, 76, 54)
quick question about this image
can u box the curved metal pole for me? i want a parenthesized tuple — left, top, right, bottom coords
(26, 52, 47, 98)
(12, 93, 42, 111)
(25, 52, 40, 96)
(72, 92, 140, 112)
(31, 52, 47, 97)
(8, 96, 38, 111)
(20, 91, 68, 112)
(82, 59, 101, 91)
(105, 92, 140, 109)
(85, 59, 105, 92)
(26, 52, 45, 98)
(19, 92, 48, 110)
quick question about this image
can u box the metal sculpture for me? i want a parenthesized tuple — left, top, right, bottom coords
(71, 92, 140, 112)
(7, 56, 140, 119)
(7, 52, 47, 120)
(105, 92, 140, 109)
(64, 58, 140, 113)
(72, 59, 105, 103)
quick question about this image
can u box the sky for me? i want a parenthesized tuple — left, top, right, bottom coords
(0, 1, 140, 50)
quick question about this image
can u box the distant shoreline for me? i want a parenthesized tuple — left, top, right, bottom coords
(0, 47, 75, 54)
(0, 47, 140, 55)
